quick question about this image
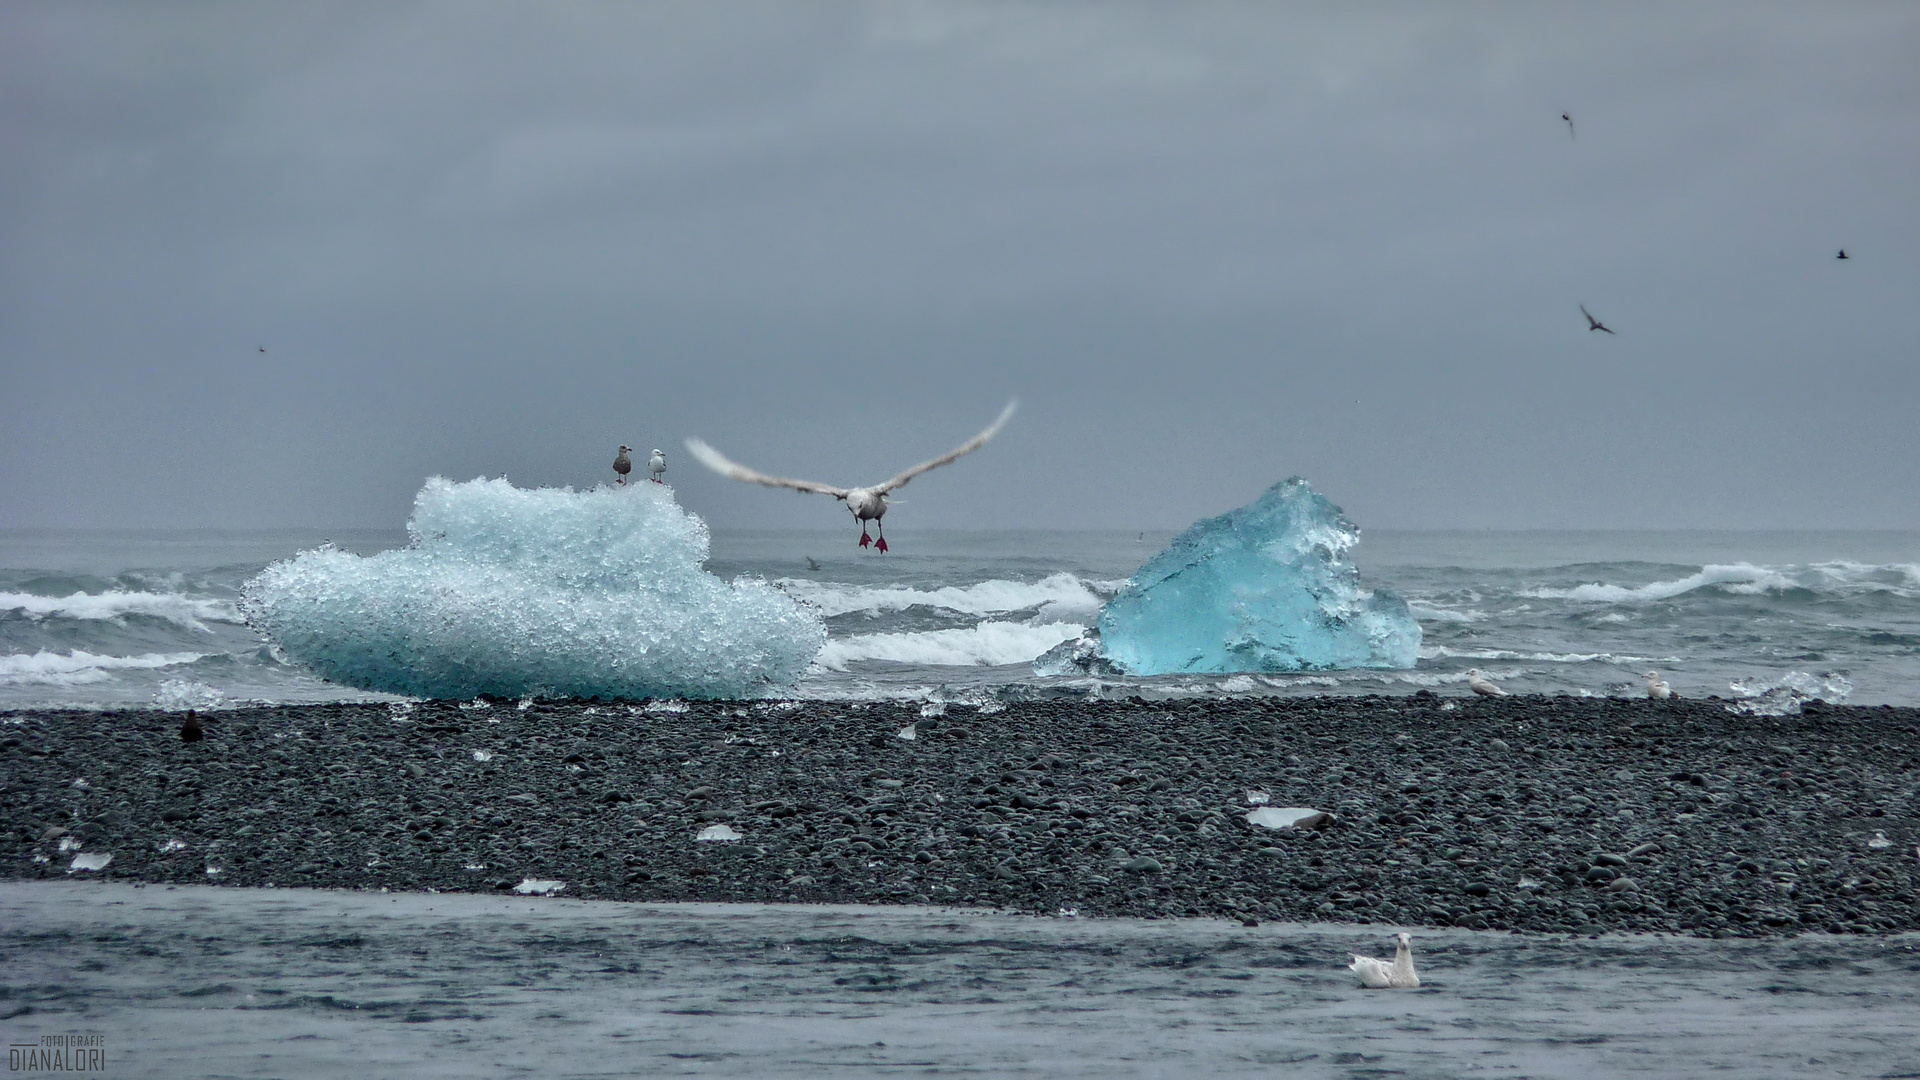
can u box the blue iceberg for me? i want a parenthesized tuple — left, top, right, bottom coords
(1095, 478, 1419, 675)
(242, 477, 825, 700)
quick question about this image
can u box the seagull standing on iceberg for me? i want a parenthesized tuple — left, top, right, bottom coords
(648, 449, 667, 483)
(687, 401, 1016, 552)
(1349, 932, 1420, 988)
(1466, 668, 1508, 697)
(613, 446, 632, 485)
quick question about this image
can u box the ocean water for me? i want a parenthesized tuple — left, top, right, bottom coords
(5, 883, 1917, 1079)
(2, 526, 1917, 711)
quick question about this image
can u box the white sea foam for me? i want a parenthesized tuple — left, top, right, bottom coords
(777, 573, 1107, 619)
(1525, 563, 1793, 603)
(0, 590, 240, 631)
(1407, 602, 1485, 624)
(1728, 671, 1853, 716)
(814, 621, 1085, 670)
(1422, 646, 1678, 666)
(0, 650, 208, 686)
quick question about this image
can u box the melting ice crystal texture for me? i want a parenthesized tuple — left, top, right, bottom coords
(1097, 478, 1418, 675)
(243, 477, 825, 700)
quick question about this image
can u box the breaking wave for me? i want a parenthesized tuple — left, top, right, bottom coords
(1524, 561, 1920, 604)
(777, 573, 1110, 619)
(815, 621, 1086, 671)
(0, 590, 241, 631)
(0, 650, 209, 687)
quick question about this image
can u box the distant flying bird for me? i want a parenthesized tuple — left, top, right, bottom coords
(257, 345, 266, 353)
(180, 708, 203, 743)
(1349, 932, 1420, 989)
(1562, 112, 1575, 139)
(1645, 670, 1672, 699)
(1466, 668, 1508, 697)
(648, 449, 667, 483)
(805, 556, 822, 572)
(1580, 305, 1616, 335)
(1837, 249, 1849, 260)
(687, 400, 1017, 552)
(613, 445, 632, 485)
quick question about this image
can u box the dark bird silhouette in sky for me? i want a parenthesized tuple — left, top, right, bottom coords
(1580, 305, 1616, 335)
(1562, 113, 1575, 139)
(1837, 249, 1849, 260)
(257, 345, 266, 353)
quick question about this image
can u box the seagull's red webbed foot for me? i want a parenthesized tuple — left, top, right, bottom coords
(858, 531, 871, 548)
(875, 536, 889, 552)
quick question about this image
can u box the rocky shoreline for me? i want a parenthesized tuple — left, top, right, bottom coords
(4, 696, 1917, 938)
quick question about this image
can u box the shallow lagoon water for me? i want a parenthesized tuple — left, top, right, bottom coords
(4, 883, 1916, 1078)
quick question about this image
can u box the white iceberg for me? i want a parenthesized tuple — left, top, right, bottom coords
(242, 477, 826, 700)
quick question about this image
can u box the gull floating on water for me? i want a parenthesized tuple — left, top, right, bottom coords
(613, 446, 632, 485)
(1581, 305, 1616, 335)
(1350, 932, 1420, 989)
(1646, 670, 1672, 699)
(1466, 668, 1507, 697)
(687, 400, 1016, 552)
(649, 449, 667, 483)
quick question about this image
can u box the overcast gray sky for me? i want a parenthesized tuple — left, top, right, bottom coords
(4, 3, 1917, 532)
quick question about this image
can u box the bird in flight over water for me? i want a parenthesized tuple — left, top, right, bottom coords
(1562, 112, 1575, 139)
(687, 401, 1016, 552)
(1580, 305, 1616, 335)
(1837, 249, 1849, 260)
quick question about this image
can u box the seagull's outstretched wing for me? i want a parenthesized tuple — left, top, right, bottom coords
(684, 439, 850, 498)
(874, 400, 1017, 494)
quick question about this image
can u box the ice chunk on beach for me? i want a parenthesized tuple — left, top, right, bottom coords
(242, 477, 826, 700)
(1097, 478, 1419, 675)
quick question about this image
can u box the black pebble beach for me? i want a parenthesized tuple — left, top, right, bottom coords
(5, 695, 1917, 938)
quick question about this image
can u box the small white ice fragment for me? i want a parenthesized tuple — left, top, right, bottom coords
(472, 749, 494, 762)
(388, 701, 416, 718)
(1245, 790, 1270, 805)
(1867, 831, 1893, 849)
(645, 699, 690, 714)
(696, 824, 742, 842)
(58, 836, 81, 853)
(1057, 907, 1079, 918)
(517, 695, 536, 711)
(460, 698, 492, 711)
(463, 863, 487, 871)
(919, 701, 946, 718)
(897, 724, 917, 741)
(70, 778, 89, 790)
(158, 839, 186, 854)
(67, 852, 111, 872)
(1245, 806, 1327, 830)
(513, 878, 565, 895)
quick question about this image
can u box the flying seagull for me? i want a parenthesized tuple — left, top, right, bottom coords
(649, 449, 667, 483)
(1837, 249, 1849, 260)
(1562, 112, 1575, 139)
(687, 400, 1017, 552)
(805, 556, 821, 572)
(613, 445, 632, 485)
(1580, 305, 1616, 335)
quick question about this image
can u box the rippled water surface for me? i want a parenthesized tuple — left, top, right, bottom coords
(4, 883, 1917, 1078)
